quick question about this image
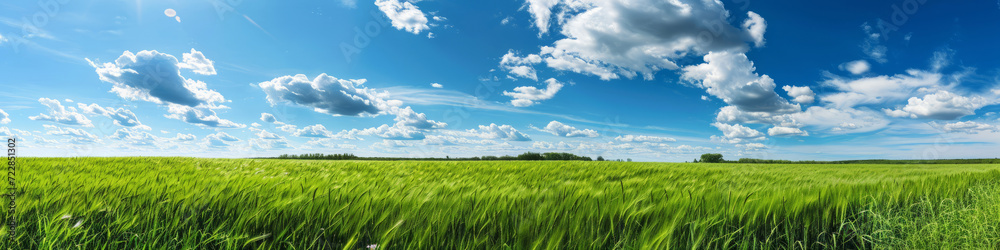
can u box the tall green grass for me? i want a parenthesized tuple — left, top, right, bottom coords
(1, 157, 998, 249)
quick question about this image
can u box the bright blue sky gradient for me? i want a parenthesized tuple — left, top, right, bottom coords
(1, 0, 999, 161)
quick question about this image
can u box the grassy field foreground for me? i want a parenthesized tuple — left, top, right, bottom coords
(2, 158, 999, 249)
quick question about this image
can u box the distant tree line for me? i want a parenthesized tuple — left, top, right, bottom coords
(785, 159, 1000, 164)
(276, 153, 359, 160)
(268, 152, 632, 161)
(693, 153, 1000, 164)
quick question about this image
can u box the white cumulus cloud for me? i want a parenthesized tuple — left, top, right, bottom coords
(840, 60, 871, 75)
(500, 50, 543, 80)
(887, 91, 991, 120)
(711, 123, 764, 143)
(390, 106, 446, 129)
(204, 132, 240, 147)
(0, 108, 9, 124)
(177, 48, 216, 75)
(939, 121, 997, 134)
(259, 74, 393, 117)
(260, 113, 277, 123)
(77, 103, 144, 128)
(164, 105, 245, 128)
(523, 0, 768, 80)
(468, 123, 531, 141)
(682, 51, 799, 113)
(614, 135, 676, 143)
(536, 121, 598, 137)
(743, 11, 767, 48)
(782, 86, 815, 104)
(88, 50, 226, 108)
(503, 78, 564, 107)
(29, 98, 93, 127)
(375, 0, 431, 35)
(822, 69, 941, 108)
(767, 126, 809, 137)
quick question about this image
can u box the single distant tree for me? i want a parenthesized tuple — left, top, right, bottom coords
(700, 153, 724, 163)
(627, 158, 632, 162)
(597, 156, 605, 161)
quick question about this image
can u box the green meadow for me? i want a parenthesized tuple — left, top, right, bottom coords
(2, 157, 999, 249)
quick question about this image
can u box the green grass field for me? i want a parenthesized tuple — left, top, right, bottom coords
(2, 157, 999, 249)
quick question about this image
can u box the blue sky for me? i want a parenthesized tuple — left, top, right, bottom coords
(1, 0, 999, 161)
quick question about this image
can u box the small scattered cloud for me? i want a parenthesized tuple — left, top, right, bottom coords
(293, 124, 336, 138)
(391, 106, 446, 129)
(500, 50, 542, 81)
(431, 83, 443, 88)
(375, 0, 431, 35)
(861, 22, 888, 63)
(884, 91, 991, 120)
(522, 0, 767, 80)
(164, 9, 181, 23)
(767, 126, 809, 137)
(711, 123, 765, 144)
(463, 123, 531, 141)
(88, 50, 226, 108)
(259, 74, 392, 117)
(77, 103, 144, 128)
(255, 129, 282, 140)
(111, 127, 160, 147)
(737, 143, 768, 151)
(43, 124, 98, 143)
(0, 108, 9, 124)
(782, 86, 816, 104)
(260, 113, 277, 123)
(358, 123, 425, 140)
(164, 105, 245, 128)
(939, 121, 997, 134)
(682, 51, 799, 113)
(929, 47, 953, 72)
(614, 135, 676, 143)
(372, 139, 411, 149)
(175, 133, 196, 141)
(29, 98, 93, 127)
(177, 49, 217, 75)
(535, 121, 598, 137)
(821, 70, 941, 108)
(340, 0, 357, 8)
(840, 60, 871, 75)
(743, 11, 767, 48)
(503, 78, 564, 107)
(204, 132, 240, 147)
